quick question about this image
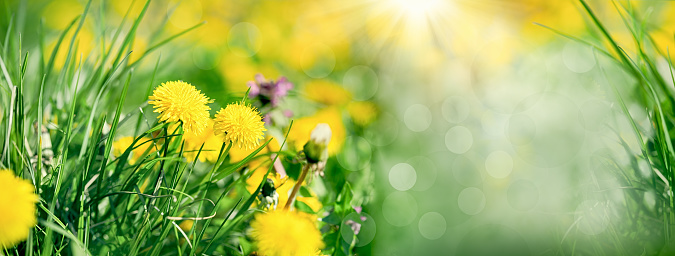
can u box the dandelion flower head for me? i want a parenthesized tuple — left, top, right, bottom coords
(250, 210, 324, 256)
(0, 170, 38, 248)
(214, 102, 266, 150)
(148, 81, 213, 134)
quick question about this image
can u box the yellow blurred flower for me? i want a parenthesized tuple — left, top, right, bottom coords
(195, 16, 231, 47)
(649, 3, 675, 60)
(214, 102, 266, 150)
(0, 170, 38, 249)
(250, 210, 324, 256)
(304, 80, 351, 106)
(229, 136, 281, 163)
(182, 119, 222, 163)
(219, 52, 280, 92)
(297, 4, 351, 61)
(42, 0, 83, 30)
(112, 137, 156, 165)
(296, 189, 323, 213)
(347, 101, 378, 126)
(246, 161, 293, 206)
(179, 220, 194, 232)
(288, 108, 345, 156)
(177, 219, 194, 246)
(45, 28, 96, 70)
(252, 19, 285, 60)
(202, 0, 240, 20)
(128, 36, 149, 64)
(167, 0, 204, 31)
(250, 0, 296, 28)
(284, 33, 335, 73)
(149, 81, 213, 135)
(516, 0, 586, 44)
(112, 137, 135, 157)
(110, 0, 144, 17)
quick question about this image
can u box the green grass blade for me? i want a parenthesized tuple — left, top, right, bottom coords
(43, 15, 79, 83)
(134, 54, 161, 135)
(95, 70, 133, 211)
(0, 53, 16, 167)
(39, 220, 91, 256)
(579, 0, 640, 77)
(109, 0, 151, 69)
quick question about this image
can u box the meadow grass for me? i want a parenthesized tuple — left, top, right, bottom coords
(0, 0, 366, 255)
(1, 0, 220, 254)
(538, 0, 675, 254)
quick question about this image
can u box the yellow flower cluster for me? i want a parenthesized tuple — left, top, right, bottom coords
(144, 81, 267, 162)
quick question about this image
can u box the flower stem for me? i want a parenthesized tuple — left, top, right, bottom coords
(285, 164, 310, 210)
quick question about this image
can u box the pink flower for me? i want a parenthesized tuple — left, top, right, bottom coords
(247, 74, 294, 107)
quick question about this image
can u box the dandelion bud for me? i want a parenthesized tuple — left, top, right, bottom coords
(304, 123, 331, 164)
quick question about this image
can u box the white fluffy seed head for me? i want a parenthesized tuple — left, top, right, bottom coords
(310, 123, 332, 146)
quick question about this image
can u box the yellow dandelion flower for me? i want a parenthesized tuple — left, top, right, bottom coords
(347, 101, 378, 126)
(304, 80, 352, 106)
(0, 170, 38, 249)
(182, 119, 222, 163)
(250, 210, 324, 256)
(213, 102, 266, 150)
(148, 81, 213, 134)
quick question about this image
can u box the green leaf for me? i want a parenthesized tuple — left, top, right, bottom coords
(322, 211, 341, 226)
(299, 185, 313, 197)
(295, 200, 316, 214)
(40, 220, 91, 256)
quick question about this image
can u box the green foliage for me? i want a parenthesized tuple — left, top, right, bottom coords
(541, 0, 675, 254)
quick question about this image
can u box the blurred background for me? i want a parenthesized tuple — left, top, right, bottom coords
(5, 0, 675, 254)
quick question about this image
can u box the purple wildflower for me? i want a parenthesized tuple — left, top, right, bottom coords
(345, 220, 362, 235)
(283, 109, 294, 118)
(247, 73, 294, 107)
(263, 113, 272, 125)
